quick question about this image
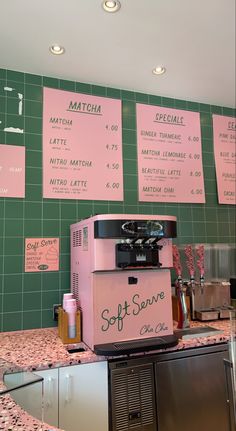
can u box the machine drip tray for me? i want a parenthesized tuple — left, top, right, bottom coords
(175, 325, 224, 340)
(94, 334, 178, 356)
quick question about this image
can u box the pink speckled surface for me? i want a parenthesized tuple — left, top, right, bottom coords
(0, 322, 231, 430)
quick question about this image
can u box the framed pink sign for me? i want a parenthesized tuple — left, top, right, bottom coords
(136, 104, 205, 203)
(42, 87, 123, 201)
(212, 115, 236, 204)
(0, 144, 25, 198)
(25, 238, 59, 272)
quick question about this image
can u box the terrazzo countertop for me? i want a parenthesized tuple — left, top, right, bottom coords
(0, 320, 231, 431)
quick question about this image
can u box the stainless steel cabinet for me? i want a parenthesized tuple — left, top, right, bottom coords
(109, 344, 232, 431)
(155, 344, 230, 431)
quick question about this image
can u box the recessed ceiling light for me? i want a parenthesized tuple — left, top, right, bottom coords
(49, 44, 65, 55)
(152, 66, 166, 75)
(102, 1, 121, 13)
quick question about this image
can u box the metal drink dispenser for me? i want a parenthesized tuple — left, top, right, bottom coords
(70, 214, 178, 354)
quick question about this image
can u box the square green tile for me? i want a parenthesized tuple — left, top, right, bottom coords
(4, 255, 23, 274)
(222, 107, 235, 117)
(91, 85, 106, 96)
(42, 309, 57, 328)
(41, 271, 60, 291)
(3, 293, 23, 312)
(77, 203, 94, 220)
(25, 73, 42, 85)
(75, 82, 91, 94)
(148, 95, 162, 106)
(26, 149, 42, 168)
(25, 184, 42, 201)
(3, 312, 22, 331)
(199, 103, 211, 113)
(23, 291, 41, 311)
(4, 237, 24, 255)
(179, 221, 193, 237)
(124, 174, 137, 190)
(25, 133, 42, 150)
(5, 131, 24, 145)
(59, 80, 75, 91)
(6, 97, 23, 115)
(25, 100, 42, 118)
(60, 220, 71, 237)
(135, 92, 149, 103)
(122, 115, 136, 130)
(5, 201, 24, 219)
(121, 90, 135, 101)
(186, 101, 199, 112)
(3, 274, 22, 293)
(174, 99, 187, 109)
(7, 70, 24, 83)
(25, 201, 42, 219)
(23, 273, 42, 292)
(122, 129, 136, 145)
(6, 81, 24, 97)
(107, 87, 121, 99)
(162, 97, 175, 108)
(43, 202, 60, 219)
(43, 77, 59, 88)
(42, 220, 60, 236)
(23, 310, 41, 329)
(123, 159, 137, 174)
(6, 113, 24, 130)
(205, 208, 218, 222)
(123, 143, 137, 159)
(0, 69, 7, 79)
(124, 190, 138, 205)
(122, 100, 136, 116)
(0, 96, 7, 113)
(25, 84, 43, 102)
(42, 290, 60, 309)
(60, 253, 70, 270)
(26, 166, 42, 184)
(25, 116, 42, 134)
(5, 219, 24, 237)
(179, 206, 192, 221)
(124, 205, 138, 213)
(61, 203, 77, 219)
(24, 219, 42, 236)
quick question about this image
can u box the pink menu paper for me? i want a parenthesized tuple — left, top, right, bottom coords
(25, 238, 59, 272)
(136, 104, 205, 203)
(43, 87, 123, 200)
(213, 115, 236, 204)
(0, 144, 25, 198)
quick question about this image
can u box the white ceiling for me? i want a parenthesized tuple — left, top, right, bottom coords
(1, 0, 235, 108)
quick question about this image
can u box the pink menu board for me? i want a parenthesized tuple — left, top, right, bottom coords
(136, 104, 205, 203)
(213, 115, 236, 205)
(25, 238, 59, 272)
(0, 144, 25, 198)
(43, 87, 123, 200)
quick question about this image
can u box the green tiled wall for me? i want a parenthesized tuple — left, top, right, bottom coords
(0, 68, 235, 332)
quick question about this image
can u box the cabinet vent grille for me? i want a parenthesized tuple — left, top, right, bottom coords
(72, 229, 82, 247)
(72, 272, 79, 305)
(111, 364, 156, 431)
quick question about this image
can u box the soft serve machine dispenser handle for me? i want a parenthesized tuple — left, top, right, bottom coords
(70, 214, 178, 355)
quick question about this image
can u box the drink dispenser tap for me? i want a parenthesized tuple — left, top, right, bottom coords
(196, 245, 205, 294)
(172, 245, 190, 329)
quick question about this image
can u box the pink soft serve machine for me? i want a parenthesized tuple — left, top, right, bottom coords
(70, 214, 178, 355)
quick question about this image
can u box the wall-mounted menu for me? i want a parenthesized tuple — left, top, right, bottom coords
(213, 115, 236, 205)
(0, 144, 25, 198)
(136, 104, 205, 203)
(43, 87, 123, 200)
